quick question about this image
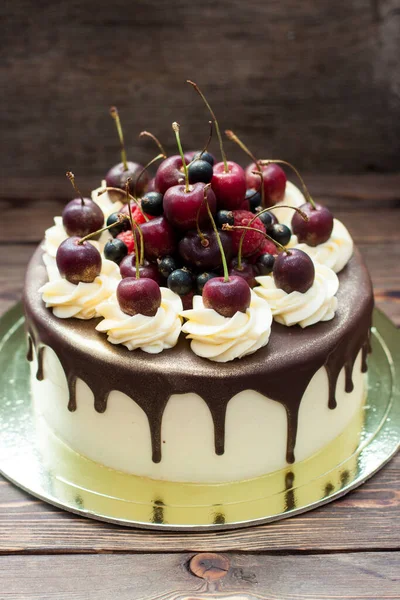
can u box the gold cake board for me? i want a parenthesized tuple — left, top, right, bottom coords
(0, 303, 399, 531)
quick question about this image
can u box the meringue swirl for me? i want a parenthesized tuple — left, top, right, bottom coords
(40, 253, 120, 319)
(290, 219, 353, 273)
(255, 262, 339, 328)
(180, 291, 272, 362)
(96, 288, 182, 354)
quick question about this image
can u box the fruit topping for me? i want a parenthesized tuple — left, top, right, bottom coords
(117, 277, 161, 317)
(56, 237, 102, 285)
(273, 248, 315, 294)
(63, 172, 104, 237)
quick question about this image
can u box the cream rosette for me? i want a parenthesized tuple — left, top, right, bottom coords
(40, 253, 120, 319)
(270, 181, 306, 226)
(289, 219, 353, 273)
(96, 288, 182, 354)
(91, 180, 124, 218)
(180, 291, 272, 363)
(255, 262, 339, 328)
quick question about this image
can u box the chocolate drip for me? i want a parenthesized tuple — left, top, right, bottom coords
(26, 335, 33, 362)
(23, 246, 374, 467)
(284, 471, 296, 512)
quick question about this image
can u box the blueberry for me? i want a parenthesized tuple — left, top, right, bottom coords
(104, 238, 128, 264)
(167, 268, 193, 296)
(141, 192, 164, 217)
(188, 159, 213, 184)
(196, 272, 217, 294)
(216, 210, 234, 229)
(192, 151, 214, 166)
(158, 256, 181, 279)
(258, 211, 277, 231)
(256, 253, 275, 276)
(269, 223, 292, 246)
(246, 188, 261, 213)
(106, 212, 129, 237)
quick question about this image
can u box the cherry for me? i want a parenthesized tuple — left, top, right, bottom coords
(179, 229, 233, 270)
(147, 177, 156, 192)
(141, 216, 177, 260)
(167, 268, 194, 296)
(273, 248, 315, 294)
(104, 238, 128, 264)
(63, 172, 104, 237)
(188, 159, 213, 184)
(269, 223, 292, 246)
(229, 257, 257, 288)
(196, 272, 217, 294)
(184, 150, 198, 162)
(255, 253, 275, 275)
(141, 191, 164, 217)
(246, 189, 262, 213)
(230, 210, 266, 256)
(181, 290, 195, 310)
(106, 212, 130, 237)
(106, 107, 147, 195)
(203, 276, 251, 317)
(56, 237, 101, 285)
(291, 202, 334, 246)
(117, 277, 161, 317)
(120, 254, 161, 283)
(155, 155, 189, 194)
(164, 182, 217, 231)
(157, 255, 181, 279)
(216, 210, 234, 228)
(245, 163, 286, 204)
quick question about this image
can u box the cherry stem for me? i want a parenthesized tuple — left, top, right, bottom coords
(203, 184, 229, 282)
(139, 131, 167, 159)
(225, 129, 260, 169)
(235, 205, 307, 269)
(198, 120, 213, 160)
(223, 224, 288, 255)
(172, 122, 190, 193)
(126, 180, 144, 268)
(97, 186, 148, 221)
(133, 153, 164, 199)
(110, 106, 128, 172)
(66, 171, 85, 206)
(252, 169, 265, 208)
(260, 159, 316, 209)
(195, 203, 209, 248)
(78, 215, 129, 245)
(187, 80, 229, 173)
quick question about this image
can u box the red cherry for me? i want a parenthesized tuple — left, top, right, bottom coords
(203, 276, 251, 318)
(163, 182, 216, 231)
(291, 202, 334, 247)
(179, 229, 233, 270)
(155, 155, 189, 194)
(117, 277, 161, 317)
(181, 290, 195, 310)
(273, 248, 315, 294)
(62, 198, 104, 238)
(56, 237, 102, 284)
(211, 161, 246, 210)
(141, 216, 177, 260)
(147, 177, 156, 192)
(119, 255, 161, 283)
(230, 210, 266, 256)
(245, 163, 286, 204)
(116, 230, 135, 254)
(105, 162, 148, 196)
(228, 258, 257, 288)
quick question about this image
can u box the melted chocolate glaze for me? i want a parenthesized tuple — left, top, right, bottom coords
(24, 245, 374, 466)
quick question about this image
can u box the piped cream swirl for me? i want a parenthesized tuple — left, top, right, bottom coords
(96, 288, 182, 354)
(255, 262, 338, 328)
(180, 291, 272, 362)
(271, 181, 306, 226)
(91, 180, 124, 218)
(289, 219, 353, 273)
(40, 253, 120, 319)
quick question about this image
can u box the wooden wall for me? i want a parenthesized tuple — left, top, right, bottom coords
(1, 0, 399, 197)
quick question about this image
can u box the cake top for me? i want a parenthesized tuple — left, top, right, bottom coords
(39, 82, 354, 362)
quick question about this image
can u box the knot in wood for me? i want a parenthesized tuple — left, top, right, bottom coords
(189, 553, 230, 580)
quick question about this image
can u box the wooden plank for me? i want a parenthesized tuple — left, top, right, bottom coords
(0, 453, 398, 553)
(0, 1, 400, 186)
(0, 552, 399, 599)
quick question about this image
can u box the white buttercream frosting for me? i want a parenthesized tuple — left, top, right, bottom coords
(289, 218, 353, 273)
(255, 262, 339, 328)
(180, 291, 272, 362)
(43, 217, 69, 258)
(40, 253, 120, 319)
(271, 181, 306, 226)
(96, 288, 182, 354)
(91, 180, 124, 218)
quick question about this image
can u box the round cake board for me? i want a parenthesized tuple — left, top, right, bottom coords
(0, 303, 399, 531)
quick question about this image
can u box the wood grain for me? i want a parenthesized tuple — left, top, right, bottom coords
(0, 453, 398, 553)
(1, 552, 399, 599)
(1, 0, 400, 191)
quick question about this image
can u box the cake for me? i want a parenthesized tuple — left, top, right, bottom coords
(23, 87, 374, 486)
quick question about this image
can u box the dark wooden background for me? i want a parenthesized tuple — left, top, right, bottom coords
(1, 0, 400, 201)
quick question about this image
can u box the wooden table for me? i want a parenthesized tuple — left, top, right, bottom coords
(1, 175, 399, 599)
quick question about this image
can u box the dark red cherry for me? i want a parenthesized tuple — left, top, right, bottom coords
(155, 155, 189, 194)
(56, 237, 101, 284)
(119, 254, 161, 283)
(203, 276, 251, 317)
(105, 162, 148, 196)
(273, 248, 315, 294)
(141, 216, 177, 260)
(117, 277, 161, 317)
(179, 229, 233, 270)
(228, 257, 257, 288)
(147, 177, 156, 192)
(62, 198, 104, 237)
(291, 202, 334, 247)
(163, 182, 216, 231)
(245, 163, 286, 204)
(211, 161, 246, 210)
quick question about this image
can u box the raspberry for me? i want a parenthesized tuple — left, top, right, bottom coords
(231, 210, 266, 257)
(120, 201, 153, 225)
(116, 230, 135, 254)
(256, 238, 278, 257)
